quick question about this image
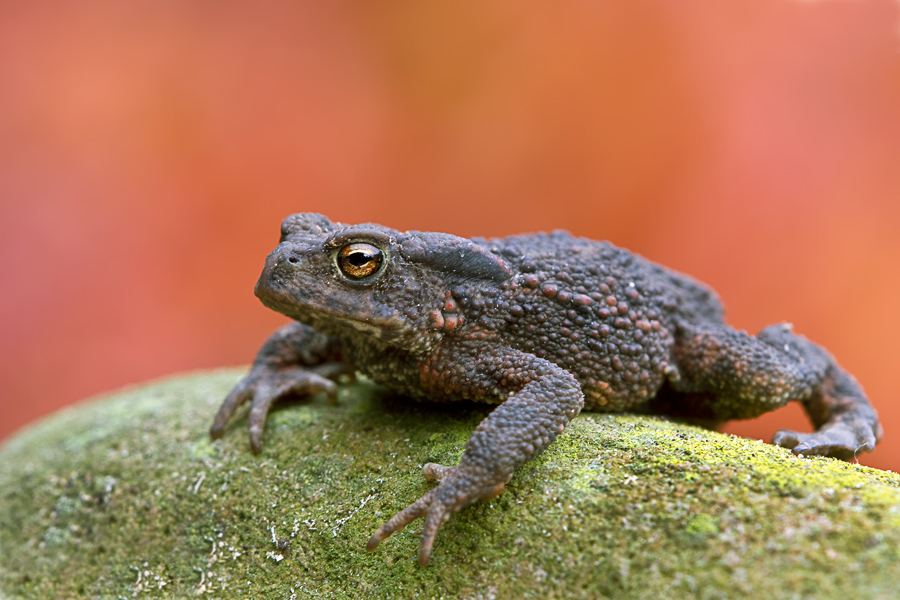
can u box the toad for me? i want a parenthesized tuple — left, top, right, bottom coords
(210, 213, 881, 565)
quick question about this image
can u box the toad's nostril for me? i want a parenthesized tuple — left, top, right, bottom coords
(287, 256, 299, 264)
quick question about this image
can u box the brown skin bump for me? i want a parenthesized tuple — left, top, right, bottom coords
(212, 213, 882, 566)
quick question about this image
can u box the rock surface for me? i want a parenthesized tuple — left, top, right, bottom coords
(1, 369, 899, 599)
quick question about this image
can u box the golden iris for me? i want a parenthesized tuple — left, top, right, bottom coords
(337, 243, 384, 280)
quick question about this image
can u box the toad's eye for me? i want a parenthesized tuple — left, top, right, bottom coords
(337, 243, 384, 281)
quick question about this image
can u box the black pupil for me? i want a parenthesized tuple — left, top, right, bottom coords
(339, 243, 383, 280)
(348, 251, 371, 266)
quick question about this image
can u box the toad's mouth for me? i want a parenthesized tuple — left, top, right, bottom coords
(254, 269, 407, 339)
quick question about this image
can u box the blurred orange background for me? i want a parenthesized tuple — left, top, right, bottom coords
(1, 1, 898, 471)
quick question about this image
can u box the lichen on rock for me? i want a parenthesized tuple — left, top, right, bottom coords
(1, 369, 899, 599)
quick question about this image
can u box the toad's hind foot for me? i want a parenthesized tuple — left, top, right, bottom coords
(773, 420, 880, 460)
(672, 322, 881, 460)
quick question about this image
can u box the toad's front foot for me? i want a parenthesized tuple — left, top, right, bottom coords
(365, 463, 507, 566)
(772, 420, 881, 459)
(210, 364, 342, 453)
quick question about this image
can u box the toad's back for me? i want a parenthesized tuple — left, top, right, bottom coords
(463, 230, 723, 410)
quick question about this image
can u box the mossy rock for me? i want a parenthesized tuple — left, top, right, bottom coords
(2, 370, 900, 599)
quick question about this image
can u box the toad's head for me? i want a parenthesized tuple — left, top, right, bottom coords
(254, 213, 512, 349)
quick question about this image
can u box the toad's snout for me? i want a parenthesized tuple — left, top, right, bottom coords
(253, 243, 314, 307)
(267, 243, 305, 270)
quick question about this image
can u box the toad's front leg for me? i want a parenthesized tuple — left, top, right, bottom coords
(210, 322, 351, 453)
(365, 342, 584, 566)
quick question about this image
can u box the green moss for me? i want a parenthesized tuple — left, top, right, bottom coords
(2, 369, 900, 599)
(685, 514, 719, 539)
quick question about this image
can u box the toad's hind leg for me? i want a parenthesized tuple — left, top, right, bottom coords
(670, 322, 881, 459)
